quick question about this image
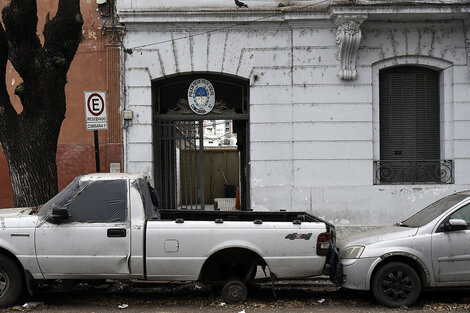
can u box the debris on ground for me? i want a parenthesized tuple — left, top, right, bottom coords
(4, 279, 469, 312)
(423, 303, 470, 312)
(22, 302, 44, 309)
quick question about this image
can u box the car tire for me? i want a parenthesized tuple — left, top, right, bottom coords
(0, 255, 24, 307)
(372, 262, 421, 308)
(221, 280, 247, 304)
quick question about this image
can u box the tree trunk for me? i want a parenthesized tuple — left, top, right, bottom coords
(1, 70, 67, 207)
(0, 0, 83, 207)
(2, 137, 58, 208)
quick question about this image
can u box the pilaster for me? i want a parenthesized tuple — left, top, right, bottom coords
(464, 17, 470, 68)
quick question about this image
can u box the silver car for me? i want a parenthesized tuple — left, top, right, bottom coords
(339, 191, 470, 307)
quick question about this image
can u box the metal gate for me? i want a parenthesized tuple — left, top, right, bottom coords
(155, 121, 206, 210)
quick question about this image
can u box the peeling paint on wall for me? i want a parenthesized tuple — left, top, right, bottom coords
(120, 3, 470, 226)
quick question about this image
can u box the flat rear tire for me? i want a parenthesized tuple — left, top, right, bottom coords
(221, 280, 247, 304)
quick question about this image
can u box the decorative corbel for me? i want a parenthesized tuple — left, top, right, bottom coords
(331, 14, 367, 80)
(102, 25, 125, 47)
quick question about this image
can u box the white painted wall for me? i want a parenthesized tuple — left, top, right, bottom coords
(118, 1, 470, 226)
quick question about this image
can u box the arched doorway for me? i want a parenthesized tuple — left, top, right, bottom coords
(152, 73, 250, 210)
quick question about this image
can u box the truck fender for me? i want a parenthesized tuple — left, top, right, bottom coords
(0, 246, 32, 294)
(205, 240, 273, 271)
(198, 241, 270, 281)
(0, 236, 43, 281)
(0, 239, 21, 258)
(206, 240, 265, 258)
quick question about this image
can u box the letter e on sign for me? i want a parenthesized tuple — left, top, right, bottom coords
(84, 91, 108, 130)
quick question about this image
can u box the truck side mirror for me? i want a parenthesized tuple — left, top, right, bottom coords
(445, 218, 467, 232)
(51, 206, 70, 224)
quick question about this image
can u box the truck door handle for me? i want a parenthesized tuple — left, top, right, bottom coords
(107, 228, 126, 237)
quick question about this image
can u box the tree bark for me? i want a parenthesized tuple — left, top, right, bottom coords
(0, 0, 83, 207)
(2, 134, 58, 207)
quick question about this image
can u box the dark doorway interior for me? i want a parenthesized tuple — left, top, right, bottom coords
(152, 73, 249, 210)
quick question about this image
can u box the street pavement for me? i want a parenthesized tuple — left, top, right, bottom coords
(2, 279, 469, 312)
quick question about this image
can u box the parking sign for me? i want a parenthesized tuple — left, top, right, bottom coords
(84, 91, 108, 130)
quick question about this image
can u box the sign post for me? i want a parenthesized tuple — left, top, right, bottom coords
(84, 91, 108, 173)
(93, 130, 100, 173)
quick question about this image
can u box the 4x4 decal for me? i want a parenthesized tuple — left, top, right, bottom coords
(285, 233, 313, 240)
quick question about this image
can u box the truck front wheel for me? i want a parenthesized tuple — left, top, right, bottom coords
(0, 255, 24, 307)
(221, 280, 247, 304)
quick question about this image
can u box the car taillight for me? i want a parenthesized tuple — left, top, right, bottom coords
(316, 232, 331, 256)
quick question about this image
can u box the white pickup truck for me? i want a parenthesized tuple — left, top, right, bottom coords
(0, 173, 338, 306)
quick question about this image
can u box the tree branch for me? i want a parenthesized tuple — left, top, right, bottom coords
(43, 0, 83, 73)
(1, 0, 42, 81)
(0, 22, 16, 142)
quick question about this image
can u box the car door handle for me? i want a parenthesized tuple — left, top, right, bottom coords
(107, 228, 126, 238)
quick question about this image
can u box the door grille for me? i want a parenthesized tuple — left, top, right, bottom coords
(155, 121, 205, 210)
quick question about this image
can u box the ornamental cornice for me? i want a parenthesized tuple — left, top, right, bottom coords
(117, 3, 469, 24)
(116, 9, 327, 25)
(330, 13, 367, 80)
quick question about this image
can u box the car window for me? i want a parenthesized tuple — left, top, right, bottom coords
(67, 180, 127, 223)
(401, 193, 468, 228)
(449, 203, 470, 229)
(436, 203, 470, 232)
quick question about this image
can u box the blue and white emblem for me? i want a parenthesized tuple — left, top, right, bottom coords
(188, 79, 215, 115)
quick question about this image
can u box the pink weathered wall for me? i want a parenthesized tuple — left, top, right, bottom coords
(0, 0, 122, 208)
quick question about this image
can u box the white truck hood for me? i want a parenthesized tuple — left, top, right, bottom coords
(0, 207, 38, 228)
(341, 226, 418, 248)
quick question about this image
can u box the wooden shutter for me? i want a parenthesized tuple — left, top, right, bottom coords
(379, 67, 440, 182)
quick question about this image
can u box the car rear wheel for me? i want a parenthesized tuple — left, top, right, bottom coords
(221, 280, 247, 304)
(0, 255, 23, 307)
(372, 262, 421, 308)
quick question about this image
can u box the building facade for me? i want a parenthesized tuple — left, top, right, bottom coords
(0, 0, 122, 208)
(118, 0, 470, 226)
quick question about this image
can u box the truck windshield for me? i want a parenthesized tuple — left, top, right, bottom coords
(38, 177, 81, 221)
(400, 193, 469, 228)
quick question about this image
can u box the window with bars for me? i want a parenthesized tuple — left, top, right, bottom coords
(376, 66, 452, 184)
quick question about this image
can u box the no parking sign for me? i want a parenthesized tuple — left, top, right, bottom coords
(84, 91, 108, 130)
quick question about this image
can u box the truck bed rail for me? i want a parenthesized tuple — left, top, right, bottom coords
(157, 210, 330, 225)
